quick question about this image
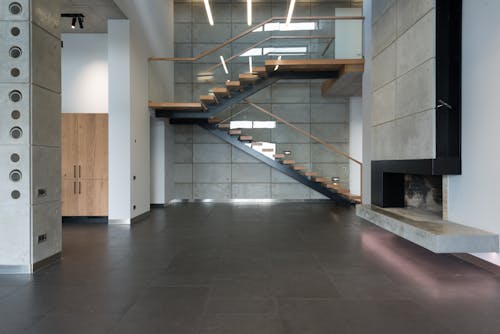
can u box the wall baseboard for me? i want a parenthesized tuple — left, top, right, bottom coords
(453, 253, 500, 275)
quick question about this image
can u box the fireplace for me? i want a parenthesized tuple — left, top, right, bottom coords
(371, 158, 459, 219)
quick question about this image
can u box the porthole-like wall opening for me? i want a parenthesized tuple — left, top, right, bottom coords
(8, 2, 23, 15)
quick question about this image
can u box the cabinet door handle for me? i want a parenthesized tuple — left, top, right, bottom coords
(79, 165, 81, 178)
(74, 181, 77, 194)
(78, 182, 81, 194)
(74, 165, 76, 178)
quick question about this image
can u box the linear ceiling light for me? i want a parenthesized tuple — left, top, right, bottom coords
(204, 0, 214, 26)
(71, 17, 76, 29)
(247, 0, 252, 26)
(286, 0, 296, 25)
(220, 55, 229, 74)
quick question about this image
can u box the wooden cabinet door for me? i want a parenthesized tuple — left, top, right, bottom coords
(61, 179, 79, 216)
(77, 179, 108, 216)
(61, 114, 78, 180)
(77, 114, 108, 180)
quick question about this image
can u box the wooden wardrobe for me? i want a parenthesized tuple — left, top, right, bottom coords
(61, 114, 108, 216)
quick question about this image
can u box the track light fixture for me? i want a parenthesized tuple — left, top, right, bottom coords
(61, 13, 85, 30)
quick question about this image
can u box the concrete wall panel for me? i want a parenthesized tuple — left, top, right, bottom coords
(194, 183, 231, 199)
(232, 183, 270, 199)
(396, 9, 435, 76)
(31, 85, 61, 147)
(32, 200, 61, 263)
(31, 24, 61, 92)
(194, 164, 231, 183)
(31, 146, 60, 204)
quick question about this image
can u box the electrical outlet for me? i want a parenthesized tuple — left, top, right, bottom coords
(38, 233, 47, 243)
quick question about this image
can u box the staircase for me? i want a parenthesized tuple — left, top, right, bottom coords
(198, 121, 356, 206)
(150, 59, 363, 120)
(150, 59, 364, 206)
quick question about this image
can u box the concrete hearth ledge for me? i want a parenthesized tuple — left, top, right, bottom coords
(356, 205, 499, 254)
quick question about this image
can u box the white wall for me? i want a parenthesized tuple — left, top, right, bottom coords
(362, 0, 372, 204)
(108, 20, 132, 223)
(61, 34, 108, 114)
(349, 97, 363, 196)
(447, 0, 500, 265)
(150, 120, 165, 204)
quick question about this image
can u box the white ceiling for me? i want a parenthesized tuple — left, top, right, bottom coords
(61, 0, 127, 33)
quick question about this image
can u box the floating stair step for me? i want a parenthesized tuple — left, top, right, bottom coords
(252, 66, 268, 78)
(229, 129, 242, 135)
(217, 123, 231, 129)
(312, 177, 330, 183)
(211, 87, 230, 98)
(348, 194, 362, 203)
(239, 73, 259, 83)
(292, 166, 306, 171)
(273, 154, 285, 159)
(208, 118, 221, 124)
(239, 135, 253, 141)
(282, 159, 296, 165)
(252, 142, 263, 147)
(225, 81, 242, 90)
(148, 102, 206, 112)
(338, 188, 350, 195)
(304, 171, 318, 177)
(262, 148, 274, 152)
(200, 95, 218, 104)
(326, 183, 340, 190)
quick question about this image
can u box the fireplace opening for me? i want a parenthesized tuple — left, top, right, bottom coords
(404, 175, 442, 214)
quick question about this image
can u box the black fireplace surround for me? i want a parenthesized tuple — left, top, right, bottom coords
(372, 0, 462, 208)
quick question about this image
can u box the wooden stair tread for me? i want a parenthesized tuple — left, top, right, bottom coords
(264, 59, 364, 72)
(217, 123, 231, 129)
(148, 102, 206, 112)
(262, 148, 274, 152)
(211, 87, 230, 97)
(292, 166, 306, 171)
(229, 129, 242, 135)
(282, 159, 295, 165)
(252, 142, 263, 146)
(312, 177, 330, 183)
(239, 73, 259, 82)
(200, 95, 218, 104)
(273, 154, 285, 159)
(225, 81, 241, 89)
(304, 172, 318, 177)
(239, 135, 253, 141)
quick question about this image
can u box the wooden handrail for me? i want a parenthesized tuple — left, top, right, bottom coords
(204, 35, 335, 73)
(149, 16, 364, 62)
(245, 100, 362, 166)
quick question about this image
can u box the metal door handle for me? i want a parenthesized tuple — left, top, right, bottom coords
(78, 182, 81, 194)
(74, 181, 77, 194)
(74, 165, 76, 178)
(79, 165, 81, 178)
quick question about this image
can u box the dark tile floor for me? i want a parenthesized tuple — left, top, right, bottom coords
(0, 202, 499, 333)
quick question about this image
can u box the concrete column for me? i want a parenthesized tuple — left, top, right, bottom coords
(349, 97, 362, 196)
(0, 0, 61, 273)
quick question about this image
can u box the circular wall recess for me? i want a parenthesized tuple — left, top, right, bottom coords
(9, 2, 22, 15)
(10, 27, 21, 36)
(11, 110, 21, 120)
(9, 127, 22, 139)
(11, 190, 21, 199)
(9, 46, 22, 58)
(11, 68, 20, 77)
(9, 90, 22, 103)
(10, 153, 20, 163)
(9, 170, 22, 182)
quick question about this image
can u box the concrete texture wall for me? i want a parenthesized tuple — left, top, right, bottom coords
(0, 0, 62, 273)
(370, 0, 436, 160)
(172, 0, 358, 200)
(447, 0, 500, 265)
